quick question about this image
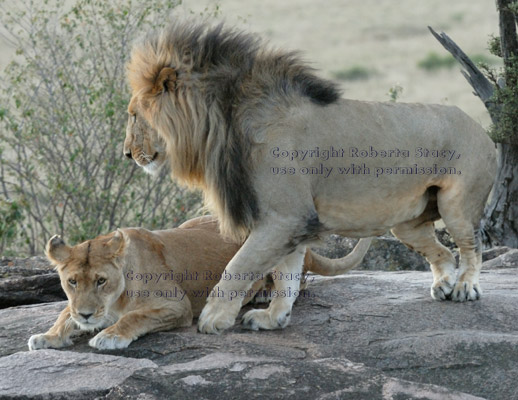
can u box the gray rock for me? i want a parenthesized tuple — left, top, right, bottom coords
(435, 227, 457, 250)
(103, 354, 485, 400)
(314, 235, 431, 271)
(0, 257, 65, 309)
(482, 249, 518, 269)
(0, 256, 52, 271)
(0, 302, 66, 357)
(0, 349, 157, 399)
(0, 273, 64, 309)
(481, 246, 512, 262)
(1, 258, 518, 399)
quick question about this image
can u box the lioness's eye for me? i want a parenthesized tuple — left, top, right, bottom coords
(68, 279, 77, 286)
(97, 278, 106, 286)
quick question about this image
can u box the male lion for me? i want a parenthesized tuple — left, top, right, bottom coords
(28, 216, 370, 350)
(125, 22, 497, 334)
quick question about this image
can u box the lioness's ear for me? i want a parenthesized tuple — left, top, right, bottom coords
(153, 67, 177, 95)
(46, 235, 71, 264)
(105, 229, 126, 258)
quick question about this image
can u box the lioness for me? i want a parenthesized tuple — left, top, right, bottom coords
(125, 22, 497, 334)
(28, 216, 370, 350)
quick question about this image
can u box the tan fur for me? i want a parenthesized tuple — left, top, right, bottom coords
(28, 218, 250, 350)
(125, 22, 497, 335)
(123, 113, 167, 174)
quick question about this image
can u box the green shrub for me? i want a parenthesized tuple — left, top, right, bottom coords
(0, 0, 203, 255)
(0, 197, 24, 255)
(484, 55, 518, 144)
(387, 84, 403, 102)
(470, 53, 499, 65)
(451, 12, 465, 23)
(332, 65, 375, 81)
(418, 52, 456, 71)
(482, 32, 518, 144)
(418, 52, 496, 72)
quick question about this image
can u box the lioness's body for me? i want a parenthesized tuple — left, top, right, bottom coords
(29, 216, 370, 349)
(124, 224, 243, 317)
(28, 218, 244, 350)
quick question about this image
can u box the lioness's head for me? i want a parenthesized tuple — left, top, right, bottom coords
(123, 111, 167, 175)
(46, 232, 127, 331)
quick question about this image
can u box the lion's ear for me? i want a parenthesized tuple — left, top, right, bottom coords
(105, 229, 126, 258)
(153, 67, 177, 95)
(46, 235, 71, 264)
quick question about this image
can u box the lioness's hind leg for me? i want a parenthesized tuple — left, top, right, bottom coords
(242, 246, 305, 331)
(391, 220, 456, 300)
(437, 186, 484, 302)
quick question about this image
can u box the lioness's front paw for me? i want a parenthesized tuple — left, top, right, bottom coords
(197, 301, 237, 334)
(89, 330, 132, 350)
(452, 280, 482, 302)
(28, 333, 72, 350)
(242, 309, 291, 331)
(430, 275, 455, 301)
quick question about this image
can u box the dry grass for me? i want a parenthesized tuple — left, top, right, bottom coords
(178, 0, 499, 127)
(0, 0, 498, 128)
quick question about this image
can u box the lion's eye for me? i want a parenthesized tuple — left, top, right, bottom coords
(97, 277, 106, 286)
(68, 279, 77, 287)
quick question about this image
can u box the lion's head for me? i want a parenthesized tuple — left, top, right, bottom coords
(46, 232, 126, 331)
(125, 22, 339, 242)
(123, 112, 167, 175)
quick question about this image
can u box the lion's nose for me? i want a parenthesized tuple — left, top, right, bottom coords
(79, 313, 93, 320)
(124, 150, 132, 159)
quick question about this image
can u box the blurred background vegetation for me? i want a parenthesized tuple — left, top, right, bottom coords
(0, 0, 510, 255)
(0, 0, 203, 256)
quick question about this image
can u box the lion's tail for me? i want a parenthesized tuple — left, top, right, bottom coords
(303, 238, 373, 276)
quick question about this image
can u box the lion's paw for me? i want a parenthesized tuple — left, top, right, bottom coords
(197, 301, 236, 334)
(242, 309, 291, 331)
(89, 330, 133, 350)
(431, 275, 455, 301)
(28, 333, 72, 350)
(452, 280, 482, 302)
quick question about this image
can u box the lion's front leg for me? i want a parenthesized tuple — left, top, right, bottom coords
(242, 246, 305, 330)
(198, 220, 304, 334)
(28, 305, 77, 350)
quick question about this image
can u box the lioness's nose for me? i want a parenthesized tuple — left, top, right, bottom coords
(124, 150, 132, 159)
(79, 313, 93, 320)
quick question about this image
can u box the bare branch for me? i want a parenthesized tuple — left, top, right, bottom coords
(428, 26, 497, 121)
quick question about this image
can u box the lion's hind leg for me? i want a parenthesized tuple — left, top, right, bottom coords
(391, 219, 457, 301)
(436, 185, 485, 302)
(242, 246, 305, 330)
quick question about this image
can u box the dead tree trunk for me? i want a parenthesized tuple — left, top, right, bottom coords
(429, 16, 518, 247)
(486, 0, 518, 247)
(484, 144, 518, 247)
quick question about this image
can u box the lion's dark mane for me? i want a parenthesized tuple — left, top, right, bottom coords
(132, 22, 340, 240)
